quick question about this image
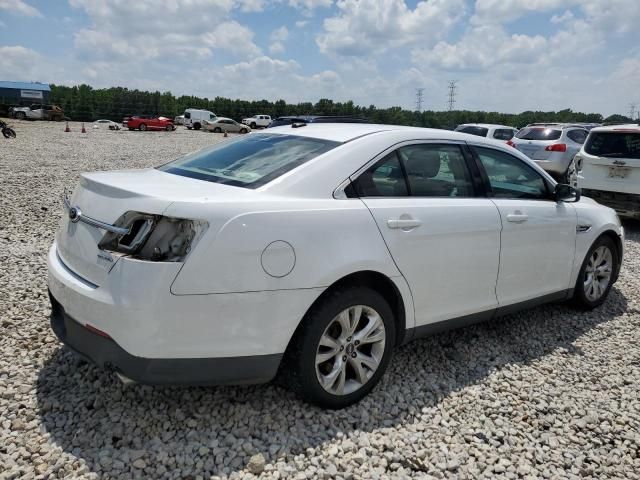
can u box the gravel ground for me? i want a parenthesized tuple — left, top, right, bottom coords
(1, 120, 639, 480)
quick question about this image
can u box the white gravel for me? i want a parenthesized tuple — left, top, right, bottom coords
(1, 120, 639, 479)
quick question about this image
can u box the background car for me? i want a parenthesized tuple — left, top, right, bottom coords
(125, 115, 175, 131)
(574, 123, 640, 218)
(11, 103, 64, 121)
(203, 117, 250, 134)
(267, 115, 371, 128)
(49, 124, 623, 409)
(183, 108, 216, 130)
(508, 123, 589, 182)
(454, 123, 518, 141)
(92, 119, 120, 130)
(242, 115, 271, 129)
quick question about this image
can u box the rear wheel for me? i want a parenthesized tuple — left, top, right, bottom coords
(139, 123, 147, 131)
(282, 286, 395, 409)
(240, 128, 248, 134)
(2, 127, 16, 138)
(573, 235, 618, 309)
(15, 112, 26, 120)
(250, 122, 257, 129)
(193, 123, 201, 130)
(213, 127, 221, 133)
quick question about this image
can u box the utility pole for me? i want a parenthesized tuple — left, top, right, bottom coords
(415, 88, 425, 112)
(447, 80, 457, 111)
(629, 103, 637, 121)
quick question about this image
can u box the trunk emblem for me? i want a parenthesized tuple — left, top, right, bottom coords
(68, 206, 82, 223)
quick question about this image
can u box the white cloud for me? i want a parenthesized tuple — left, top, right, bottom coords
(316, 0, 466, 57)
(0, 46, 43, 76)
(287, 0, 333, 13)
(0, 0, 42, 17)
(269, 26, 290, 54)
(295, 20, 309, 28)
(550, 10, 574, 24)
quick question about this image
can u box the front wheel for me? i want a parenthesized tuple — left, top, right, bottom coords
(2, 127, 16, 138)
(282, 286, 395, 409)
(240, 128, 248, 134)
(573, 235, 618, 309)
(15, 112, 26, 120)
(139, 123, 147, 131)
(165, 124, 173, 131)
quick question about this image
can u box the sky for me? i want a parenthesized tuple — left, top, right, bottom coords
(0, 0, 639, 116)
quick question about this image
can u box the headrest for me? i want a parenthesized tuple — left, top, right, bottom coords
(405, 148, 441, 178)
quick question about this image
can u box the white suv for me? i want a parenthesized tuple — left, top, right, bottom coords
(510, 124, 589, 182)
(455, 123, 518, 141)
(242, 115, 271, 129)
(575, 124, 640, 218)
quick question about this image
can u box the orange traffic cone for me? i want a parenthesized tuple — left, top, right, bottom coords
(64, 122, 70, 132)
(224, 129, 228, 137)
(81, 123, 86, 133)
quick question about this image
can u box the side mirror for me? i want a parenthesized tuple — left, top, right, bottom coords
(554, 183, 580, 203)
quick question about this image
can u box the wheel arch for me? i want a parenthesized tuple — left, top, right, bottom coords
(599, 229, 623, 282)
(284, 270, 411, 355)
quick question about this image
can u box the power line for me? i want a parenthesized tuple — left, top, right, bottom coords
(447, 80, 457, 111)
(415, 88, 425, 112)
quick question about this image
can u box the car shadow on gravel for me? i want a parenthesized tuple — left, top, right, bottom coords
(36, 287, 629, 477)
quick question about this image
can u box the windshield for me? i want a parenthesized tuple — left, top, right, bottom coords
(158, 133, 340, 188)
(455, 125, 489, 137)
(584, 131, 640, 159)
(516, 127, 562, 141)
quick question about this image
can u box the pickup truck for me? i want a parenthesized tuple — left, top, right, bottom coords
(241, 115, 271, 129)
(11, 104, 64, 121)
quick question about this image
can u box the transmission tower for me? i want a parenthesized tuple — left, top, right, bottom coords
(415, 88, 425, 112)
(447, 80, 458, 111)
(629, 103, 638, 121)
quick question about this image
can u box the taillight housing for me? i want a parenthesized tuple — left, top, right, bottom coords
(98, 212, 207, 262)
(545, 143, 567, 152)
(506, 140, 516, 147)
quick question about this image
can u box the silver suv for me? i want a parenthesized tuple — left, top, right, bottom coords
(509, 123, 589, 182)
(575, 124, 640, 218)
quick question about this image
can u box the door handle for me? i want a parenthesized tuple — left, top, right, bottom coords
(387, 218, 422, 230)
(506, 212, 528, 223)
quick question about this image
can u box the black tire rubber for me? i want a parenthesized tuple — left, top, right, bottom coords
(3, 127, 16, 138)
(572, 235, 619, 310)
(250, 122, 257, 129)
(139, 123, 147, 131)
(281, 286, 396, 409)
(213, 127, 222, 133)
(240, 128, 248, 134)
(15, 112, 26, 120)
(165, 124, 173, 131)
(193, 123, 201, 130)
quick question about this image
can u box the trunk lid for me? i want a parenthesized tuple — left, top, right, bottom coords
(55, 168, 245, 286)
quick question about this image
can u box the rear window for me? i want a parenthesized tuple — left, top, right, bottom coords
(584, 131, 640, 159)
(456, 126, 489, 137)
(158, 133, 340, 188)
(493, 128, 515, 140)
(516, 127, 562, 141)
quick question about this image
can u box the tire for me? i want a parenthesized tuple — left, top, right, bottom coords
(250, 122, 257, 129)
(572, 235, 618, 310)
(2, 127, 16, 138)
(15, 112, 26, 120)
(240, 128, 248, 134)
(282, 286, 396, 409)
(193, 123, 201, 130)
(165, 124, 173, 131)
(139, 123, 147, 131)
(213, 127, 221, 133)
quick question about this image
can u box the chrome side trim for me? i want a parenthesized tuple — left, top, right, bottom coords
(62, 194, 130, 236)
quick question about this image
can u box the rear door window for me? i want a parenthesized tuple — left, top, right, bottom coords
(456, 126, 489, 137)
(584, 132, 640, 159)
(516, 127, 562, 141)
(493, 129, 515, 140)
(566, 129, 588, 144)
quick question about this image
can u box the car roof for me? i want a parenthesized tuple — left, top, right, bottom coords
(457, 123, 516, 129)
(524, 123, 587, 129)
(215, 117, 233, 121)
(263, 123, 504, 143)
(590, 123, 640, 133)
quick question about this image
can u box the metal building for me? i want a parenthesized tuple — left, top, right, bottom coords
(0, 81, 51, 106)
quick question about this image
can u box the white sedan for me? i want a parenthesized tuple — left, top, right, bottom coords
(48, 124, 624, 408)
(92, 119, 120, 130)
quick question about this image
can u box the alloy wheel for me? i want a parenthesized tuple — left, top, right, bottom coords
(583, 245, 613, 301)
(315, 305, 386, 396)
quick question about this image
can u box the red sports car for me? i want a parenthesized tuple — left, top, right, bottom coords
(125, 116, 175, 131)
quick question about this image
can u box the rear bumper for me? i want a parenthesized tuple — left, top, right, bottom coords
(581, 189, 640, 218)
(49, 291, 281, 385)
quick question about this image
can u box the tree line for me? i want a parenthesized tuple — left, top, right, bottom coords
(49, 83, 630, 129)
